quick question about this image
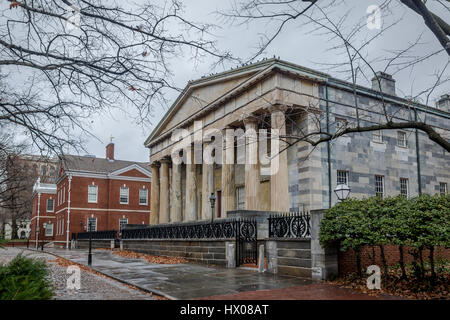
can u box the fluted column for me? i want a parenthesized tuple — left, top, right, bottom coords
(222, 128, 235, 216)
(150, 162, 160, 225)
(244, 118, 260, 210)
(201, 157, 214, 220)
(170, 162, 182, 222)
(159, 158, 170, 223)
(185, 145, 198, 221)
(270, 108, 289, 212)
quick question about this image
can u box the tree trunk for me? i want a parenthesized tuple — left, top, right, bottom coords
(379, 245, 389, 279)
(419, 247, 425, 278)
(429, 246, 436, 279)
(399, 245, 407, 279)
(11, 216, 17, 240)
(355, 248, 362, 277)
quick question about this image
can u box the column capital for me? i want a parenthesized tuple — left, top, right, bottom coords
(265, 103, 289, 114)
(240, 113, 260, 127)
(151, 161, 160, 168)
(160, 157, 171, 165)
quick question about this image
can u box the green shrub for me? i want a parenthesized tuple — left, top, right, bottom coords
(319, 193, 450, 279)
(0, 254, 54, 300)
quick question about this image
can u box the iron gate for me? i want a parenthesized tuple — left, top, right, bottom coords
(235, 218, 257, 266)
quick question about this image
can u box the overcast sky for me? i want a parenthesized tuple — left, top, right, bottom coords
(81, 0, 449, 163)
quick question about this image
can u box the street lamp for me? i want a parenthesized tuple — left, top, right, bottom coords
(42, 223, 47, 251)
(87, 221, 92, 266)
(334, 184, 351, 201)
(209, 193, 216, 223)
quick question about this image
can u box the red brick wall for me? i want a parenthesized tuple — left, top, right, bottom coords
(338, 245, 450, 275)
(52, 172, 150, 245)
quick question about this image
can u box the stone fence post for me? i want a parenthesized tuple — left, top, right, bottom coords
(310, 209, 338, 280)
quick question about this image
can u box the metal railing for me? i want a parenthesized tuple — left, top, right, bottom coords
(75, 230, 117, 240)
(121, 218, 257, 240)
(268, 212, 311, 238)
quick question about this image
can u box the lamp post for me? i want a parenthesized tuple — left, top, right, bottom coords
(209, 193, 216, 223)
(87, 221, 92, 266)
(42, 223, 47, 251)
(334, 184, 351, 202)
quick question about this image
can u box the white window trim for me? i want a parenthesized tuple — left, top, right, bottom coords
(372, 130, 383, 143)
(400, 178, 409, 198)
(45, 223, 53, 236)
(139, 188, 148, 205)
(87, 218, 97, 232)
(46, 198, 54, 212)
(397, 130, 407, 148)
(375, 175, 384, 198)
(119, 218, 128, 231)
(337, 170, 349, 186)
(63, 186, 66, 203)
(88, 185, 98, 203)
(120, 187, 129, 204)
(440, 182, 448, 195)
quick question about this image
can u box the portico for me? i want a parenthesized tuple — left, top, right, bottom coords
(144, 59, 321, 224)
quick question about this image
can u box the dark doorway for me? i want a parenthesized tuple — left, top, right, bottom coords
(217, 190, 222, 218)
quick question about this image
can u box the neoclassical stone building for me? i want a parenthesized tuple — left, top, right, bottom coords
(144, 58, 450, 224)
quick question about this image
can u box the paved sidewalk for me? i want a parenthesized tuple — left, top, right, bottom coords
(42, 248, 315, 300)
(41, 248, 402, 300)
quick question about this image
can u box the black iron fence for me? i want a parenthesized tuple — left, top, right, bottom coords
(74, 230, 118, 240)
(268, 212, 311, 238)
(121, 219, 241, 240)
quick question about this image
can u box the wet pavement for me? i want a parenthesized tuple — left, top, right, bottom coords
(42, 248, 315, 300)
(40, 248, 402, 300)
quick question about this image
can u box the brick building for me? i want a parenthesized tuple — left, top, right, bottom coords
(30, 143, 151, 248)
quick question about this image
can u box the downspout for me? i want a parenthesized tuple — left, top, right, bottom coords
(66, 174, 72, 248)
(36, 193, 41, 249)
(326, 84, 332, 208)
(414, 109, 422, 195)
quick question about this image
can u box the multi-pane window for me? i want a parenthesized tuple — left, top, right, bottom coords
(63, 186, 66, 203)
(88, 185, 98, 203)
(139, 188, 148, 205)
(400, 178, 409, 198)
(337, 170, 349, 185)
(440, 182, 448, 195)
(236, 187, 245, 210)
(375, 175, 384, 198)
(46, 199, 54, 212)
(397, 131, 407, 147)
(45, 223, 53, 236)
(87, 218, 97, 232)
(372, 130, 383, 143)
(120, 187, 129, 204)
(119, 218, 128, 231)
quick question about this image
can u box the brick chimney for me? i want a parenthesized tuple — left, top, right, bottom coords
(106, 143, 114, 160)
(436, 94, 450, 113)
(371, 71, 396, 96)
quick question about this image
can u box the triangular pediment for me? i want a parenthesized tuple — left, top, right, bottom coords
(110, 164, 151, 178)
